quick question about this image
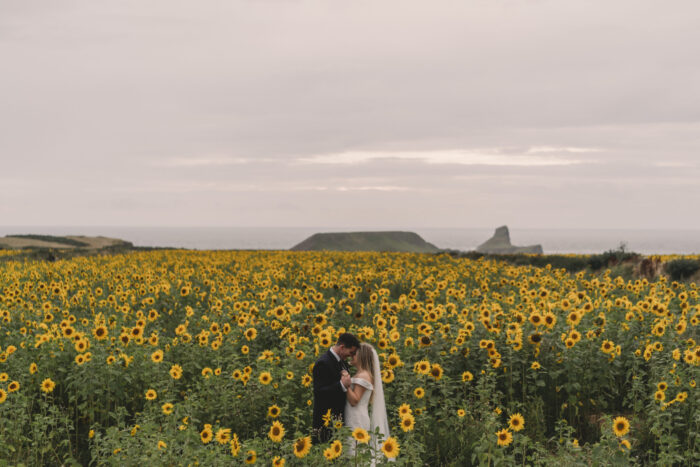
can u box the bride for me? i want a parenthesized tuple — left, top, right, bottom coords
(343, 342, 391, 462)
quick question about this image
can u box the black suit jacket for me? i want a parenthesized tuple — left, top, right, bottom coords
(312, 350, 348, 432)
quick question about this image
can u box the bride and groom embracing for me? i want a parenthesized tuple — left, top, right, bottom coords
(312, 333, 391, 459)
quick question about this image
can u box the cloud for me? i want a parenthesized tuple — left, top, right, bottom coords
(149, 156, 255, 167)
(298, 148, 592, 166)
(108, 180, 416, 194)
(526, 146, 601, 154)
(652, 161, 696, 168)
(336, 185, 413, 192)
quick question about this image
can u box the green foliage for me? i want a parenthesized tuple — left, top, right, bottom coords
(666, 259, 700, 281)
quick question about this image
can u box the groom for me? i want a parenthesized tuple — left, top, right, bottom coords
(312, 332, 360, 443)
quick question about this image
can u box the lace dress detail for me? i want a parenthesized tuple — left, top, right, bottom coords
(344, 377, 374, 455)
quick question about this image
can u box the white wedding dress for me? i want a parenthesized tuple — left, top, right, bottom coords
(345, 377, 374, 434)
(344, 346, 391, 463)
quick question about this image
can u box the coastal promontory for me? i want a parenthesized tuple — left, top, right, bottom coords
(290, 231, 440, 253)
(476, 226, 543, 254)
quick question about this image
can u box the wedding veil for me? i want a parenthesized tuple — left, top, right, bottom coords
(369, 345, 391, 458)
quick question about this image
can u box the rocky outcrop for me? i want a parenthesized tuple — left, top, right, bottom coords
(476, 226, 543, 254)
(290, 231, 440, 253)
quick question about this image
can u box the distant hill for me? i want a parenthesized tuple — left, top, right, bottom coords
(290, 231, 440, 253)
(476, 226, 543, 254)
(0, 234, 132, 250)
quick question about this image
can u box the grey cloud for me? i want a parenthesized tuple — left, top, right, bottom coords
(1, 0, 699, 228)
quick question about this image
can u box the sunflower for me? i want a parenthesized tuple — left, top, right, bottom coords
(457, 409, 466, 417)
(293, 436, 312, 458)
(414, 387, 425, 398)
(398, 403, 412, 417)
(8, 381, 19, 392)
(259, 372, 272, 385)
(386, 353, 402, 369)
(200, 426, 213, 444)
(0, 389, 6, 404)
(382, 369, 395, 383)
(268, 421, 285, 442)
(529, 313, 543, 326)
(93, 326, 108, 340)
(323, 446, 338, 460)
(157, 440, 167, 450)
(244, 450, 257, 464)
(245, 328, 257, 341)
(381, 437, 400, 459)
(352, 427, 370, 443)
(414, 360, 430, 375)
(544, 312, 557, 328)
(531, 361, 541, 370)
(429, 363, 444, 380)
(169, 364, 183, 380)
(41, 378, 56, 393)
(612, 416, 630, 437)
(654, 390, 665, 402)
(418, 335, 432, 348)
(462, 371, 474, 382)
(30, 363, 38, 375)
(216, 428, 232, 444)
(268, 404, 281, 418)
(508, 413, 525, 432)
(496, 428, 513, 446)
(272, 456, 285, 467)
(162, 402, 174, 415)
(230, 433, 241, 456)
(150, 350, 163, 363)
(400, 414, 415, 432)
(601, 340, 615, 354)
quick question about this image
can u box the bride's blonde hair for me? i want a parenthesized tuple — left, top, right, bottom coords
(355, 343, 375, 383)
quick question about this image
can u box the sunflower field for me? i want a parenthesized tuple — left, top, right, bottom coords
(0, 250, 698, 465)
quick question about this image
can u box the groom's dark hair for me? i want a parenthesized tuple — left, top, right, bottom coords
(336, 333, 360, 349)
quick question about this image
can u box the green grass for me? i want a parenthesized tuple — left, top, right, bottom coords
(6, 234, 90, 247)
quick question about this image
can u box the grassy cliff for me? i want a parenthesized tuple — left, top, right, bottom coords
(290, 231, 440, 253)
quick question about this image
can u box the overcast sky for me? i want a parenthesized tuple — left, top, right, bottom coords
(1, 0, 699, 229)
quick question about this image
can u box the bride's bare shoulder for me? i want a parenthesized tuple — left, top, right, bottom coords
(354, 370, 373, 383)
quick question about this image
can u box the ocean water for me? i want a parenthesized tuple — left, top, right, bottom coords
(2, 226, 699, 255)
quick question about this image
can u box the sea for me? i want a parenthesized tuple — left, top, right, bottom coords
(1, 226, 699, 255)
